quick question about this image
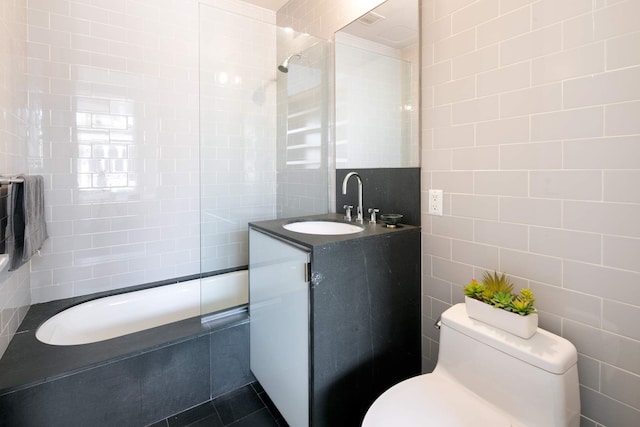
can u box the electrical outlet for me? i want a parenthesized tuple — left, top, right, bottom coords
(428, 189, 443, 216)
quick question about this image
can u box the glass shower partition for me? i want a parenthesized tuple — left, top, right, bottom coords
(276, 38, 331, 218)
(198, 5, 329, 317)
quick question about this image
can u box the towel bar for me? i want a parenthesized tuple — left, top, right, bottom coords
(0, 177, 25, 184)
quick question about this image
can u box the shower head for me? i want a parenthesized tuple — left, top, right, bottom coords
(278, 53, 301, 73)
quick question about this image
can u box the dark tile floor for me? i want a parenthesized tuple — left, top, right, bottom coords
(149, 382, 288, 427)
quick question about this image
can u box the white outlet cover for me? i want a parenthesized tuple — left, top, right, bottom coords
(428, 189, 443, 216)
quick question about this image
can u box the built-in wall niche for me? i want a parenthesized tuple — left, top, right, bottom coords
(334, 0, 419, 169)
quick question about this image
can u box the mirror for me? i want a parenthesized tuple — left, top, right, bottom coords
(334, 0, 419, 168)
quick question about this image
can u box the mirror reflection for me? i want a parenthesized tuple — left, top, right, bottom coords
(335, 0, 419, 168)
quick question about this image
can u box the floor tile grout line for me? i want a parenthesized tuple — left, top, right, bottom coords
(156, 382, 284, 427)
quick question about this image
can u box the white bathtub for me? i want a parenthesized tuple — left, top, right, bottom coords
(36, 270, 248, 346)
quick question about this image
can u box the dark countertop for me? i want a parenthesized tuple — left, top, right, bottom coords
(249, 213, 420, 249)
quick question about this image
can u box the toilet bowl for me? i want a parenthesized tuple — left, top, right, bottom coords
(363, 373, 513, 426)
(362, 304, 580, 427)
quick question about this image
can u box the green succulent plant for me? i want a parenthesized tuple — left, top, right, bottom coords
(489, 291, 514, 310)
(463, 279, 484, 300)
(462, 271, 537, 316)
(481, 271, 514, 301)
(510, 288, 536, 316)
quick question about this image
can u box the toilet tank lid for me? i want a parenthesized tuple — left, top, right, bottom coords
(442, 304, 578, 374)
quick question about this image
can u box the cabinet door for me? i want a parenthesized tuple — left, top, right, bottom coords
(249, 228, 310, 427)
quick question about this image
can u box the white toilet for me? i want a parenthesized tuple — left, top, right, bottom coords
(362, 303, 580, 427)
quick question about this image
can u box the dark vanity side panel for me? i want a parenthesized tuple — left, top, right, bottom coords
(310, 228, 421, 427)
(336, 168, 421, 226)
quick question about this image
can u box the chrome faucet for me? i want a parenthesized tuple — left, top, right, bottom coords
(342, 172, 363, 224)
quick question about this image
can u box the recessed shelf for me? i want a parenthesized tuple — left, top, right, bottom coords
(287, 125, 321, 135)
(287, 107, 320, 119)
(286, 143, 321, 150)
(285, 160, 320, 166)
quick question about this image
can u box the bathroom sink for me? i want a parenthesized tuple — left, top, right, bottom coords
(283, 220, 364, 235)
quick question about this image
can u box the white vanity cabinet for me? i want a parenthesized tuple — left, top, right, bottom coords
(249, 228, 311, 427)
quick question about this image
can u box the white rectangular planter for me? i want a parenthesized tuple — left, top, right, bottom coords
(465, 296, 538, 339)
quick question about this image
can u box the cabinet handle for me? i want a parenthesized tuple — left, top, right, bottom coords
(304, 262, 311, 282)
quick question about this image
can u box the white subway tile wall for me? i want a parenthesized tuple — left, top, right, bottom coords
(22, 0, 275, 303)
(0, 0, 30, 359)
(420, 0, 640, 425)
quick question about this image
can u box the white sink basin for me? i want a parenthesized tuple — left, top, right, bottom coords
(283, 221, 364, 235)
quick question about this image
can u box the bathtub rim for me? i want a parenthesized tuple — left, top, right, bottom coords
(36, 269, 248, 346)
(0, 268, 249, 396)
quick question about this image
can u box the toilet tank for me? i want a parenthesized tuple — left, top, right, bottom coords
(435, 304, 580, 427)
